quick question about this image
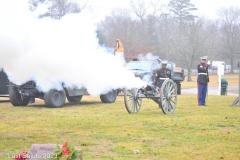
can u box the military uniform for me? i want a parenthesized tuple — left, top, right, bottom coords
(154, 65, 171, 88)
(197, 56, 209, 106)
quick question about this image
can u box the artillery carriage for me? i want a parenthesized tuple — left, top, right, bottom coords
(124, 78, 177, 114)
(124, 59, 184, 115)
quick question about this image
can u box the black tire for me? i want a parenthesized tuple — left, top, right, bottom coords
(0, 71, 9, 94)
(67, 95, 83, 102)
(176, 83, 181, 95)
(9, 86, 29, 106)
(100, 90, 117, 103)
(44, 89, 66, 108)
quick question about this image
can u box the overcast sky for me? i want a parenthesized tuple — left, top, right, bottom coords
(89, 0, 240, 22)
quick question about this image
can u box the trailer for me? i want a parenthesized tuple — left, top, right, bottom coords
(7, 39, 125, 108)
(8, 80, 118, 108)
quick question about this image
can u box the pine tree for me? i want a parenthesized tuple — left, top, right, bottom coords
(168, 0, 197, 26)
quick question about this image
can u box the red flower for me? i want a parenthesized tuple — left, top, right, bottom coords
(62, 141, 68, 151)
(14, 151, 28, 160)
(62, 149, 70, 156)
(61, 142, 71, 159)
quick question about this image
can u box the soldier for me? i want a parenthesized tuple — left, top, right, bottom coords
(197, 56, 209, 106)
(154, 60, 171, 88)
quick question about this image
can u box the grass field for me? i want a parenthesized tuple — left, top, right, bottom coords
(0, 92, 240, 159)
(182, 74, 239, 88)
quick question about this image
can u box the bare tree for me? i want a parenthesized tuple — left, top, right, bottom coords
(149, 0, 167, 19)
(49, 0, 74, 19)
(29, 0, 88, 19)
(130, 0, 149, 25)
(217, 7, 240, 73)
(29, 0, 46, 11)
(155, 14, 176, 60)
(168, 17, 215, 81)
(129, 0, 166, 57)
(97, 9, 139, 61)
(130, 0, 149, 51)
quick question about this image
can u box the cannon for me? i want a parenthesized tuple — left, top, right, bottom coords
(123, 78, 177, 114)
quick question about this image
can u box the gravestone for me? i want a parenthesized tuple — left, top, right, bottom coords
(25, 144, 82, 160)
(27, 144, 58, 160)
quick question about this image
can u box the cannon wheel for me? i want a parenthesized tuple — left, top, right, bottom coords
(124, 88, 142, 114)
(160, 79, 177, 114)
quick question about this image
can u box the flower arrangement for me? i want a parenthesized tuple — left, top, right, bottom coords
(51, 142, 81, 160)
(14, 151, 28, 160)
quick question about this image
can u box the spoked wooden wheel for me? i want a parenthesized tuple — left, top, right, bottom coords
(124, 88, 142, 114)
(160, 79, 177, 114)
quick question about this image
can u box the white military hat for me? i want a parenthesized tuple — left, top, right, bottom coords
(200, 56, 208, 60)
(162, 60, 168, 65)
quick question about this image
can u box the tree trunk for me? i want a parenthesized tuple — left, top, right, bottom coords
(187, 68, 192, 81)
(230, 57, 234, 73)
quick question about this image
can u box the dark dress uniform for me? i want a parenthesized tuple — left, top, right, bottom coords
(154, 67, 171, 88)
(197, 62, 209, 106)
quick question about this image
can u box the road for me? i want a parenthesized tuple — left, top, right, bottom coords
(184, 69, 239, 76)
(181, 86, 239, 96)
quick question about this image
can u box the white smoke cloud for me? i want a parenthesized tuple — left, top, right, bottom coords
(138, 53, 160, 62)
(0, 0, 147, 96)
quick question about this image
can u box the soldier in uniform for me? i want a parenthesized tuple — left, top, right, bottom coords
(197, 56, 209, 106)
(154, 60, 171, 88)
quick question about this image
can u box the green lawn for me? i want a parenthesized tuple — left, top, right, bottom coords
(182, 74, 239, 88)
(0, 94, 240, 160)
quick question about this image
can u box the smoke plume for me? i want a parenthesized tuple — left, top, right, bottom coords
(0, 0, 146, 96)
